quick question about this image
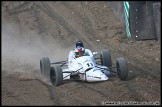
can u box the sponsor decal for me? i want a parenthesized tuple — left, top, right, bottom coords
(94, 76, 101, 79)
(87, 75, 93, 77)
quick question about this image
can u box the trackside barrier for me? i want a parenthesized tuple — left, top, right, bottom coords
(108, 1, 160, 41)
(123, 1, 131, 38)
(153, 3, 161, 43)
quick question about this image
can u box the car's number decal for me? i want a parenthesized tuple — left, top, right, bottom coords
(86, 63, 93, 67)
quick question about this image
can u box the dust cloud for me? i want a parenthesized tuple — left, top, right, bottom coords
(2, 20, 73, 80)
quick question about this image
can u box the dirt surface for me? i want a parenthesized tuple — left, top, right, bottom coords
(2, 1, 161, 106)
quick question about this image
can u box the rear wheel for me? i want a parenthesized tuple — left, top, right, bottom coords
(116, 57, 128, 80)
(101, 50, 112, 68)
(50, 65, 63, 86)
(40, 57, 51, 78)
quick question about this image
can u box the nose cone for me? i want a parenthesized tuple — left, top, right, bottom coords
(86, 69, 109, 82)
(93, 72, 108, 81)
(96, 69, 109, 81)
(100, 74, 108, 80)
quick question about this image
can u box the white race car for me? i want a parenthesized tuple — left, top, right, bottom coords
(40, 49, 128, 86)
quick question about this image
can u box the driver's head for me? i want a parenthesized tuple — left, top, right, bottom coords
(75, 46, 85, 58)
(76, 41, 84, 48)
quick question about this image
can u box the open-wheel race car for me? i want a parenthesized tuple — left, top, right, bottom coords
(40, 49, 128, 86)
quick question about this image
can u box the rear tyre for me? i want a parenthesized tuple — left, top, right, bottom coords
(101, 50, 112, 68)
(116, 57, 128, 80)
(40, 57, 51, 78)
(50, 65, 63, 86)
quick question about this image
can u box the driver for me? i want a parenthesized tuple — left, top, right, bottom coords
(74, 41, 85, 58)
(75, 46, 85, 58)
(76, 41, 84, 48)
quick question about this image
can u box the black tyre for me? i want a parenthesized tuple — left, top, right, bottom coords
(40, 57, 51, 77)
(101, 50, 112, 68)
(50, 65, 63, 86)
(116, 57, 128, 80)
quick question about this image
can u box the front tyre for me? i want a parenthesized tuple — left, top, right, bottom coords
(116, 57, 128, 80)
(40, 57, 51, 78)
(50, 65, 63, 86)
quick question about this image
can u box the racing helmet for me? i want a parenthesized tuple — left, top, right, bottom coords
(76, 41, 84, 48)
(75, 46, 85, 58)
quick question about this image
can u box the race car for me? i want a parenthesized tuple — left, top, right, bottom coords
(40, 49, 128, 86)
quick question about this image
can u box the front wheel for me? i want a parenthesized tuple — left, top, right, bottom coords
(50, 65, 63, 86)
(40, 57, 51, 78)
(116, 57, 128, 80)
